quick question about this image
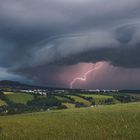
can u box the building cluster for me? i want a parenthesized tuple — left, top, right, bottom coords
(81, 89, 119, 93)
(20, 89, 48, 96)
(19, 88, 119, 97)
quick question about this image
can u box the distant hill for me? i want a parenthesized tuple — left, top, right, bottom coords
(0, 80, 66, 90)
(0, 80, 46, 90)
(119, 89, 140, 93)
(0, 80, 28, 86)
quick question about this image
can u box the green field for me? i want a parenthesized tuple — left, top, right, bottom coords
(128, 93, 140, 98)
(80, 94, 116, 104)
(67, 95, 91, 106)
(0, 102, 139, 140)
(62, 102, 75, 109)
(4, 92, 34, 104)
(0, 99, 6, 106)
(55, 96, 72, 102)
(81, 94, 113, 99)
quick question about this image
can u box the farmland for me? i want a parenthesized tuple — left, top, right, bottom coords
(62, 102, 75, 109)
(80, 94, 116, 104)
(0, 90, 139, 114)
(66, 95, 91, 106)
(80, 94, 113, 99)
(0, 102, 139, 140)
(0, 99, 6, 106)
(4, 92, 34, 104)
(54, 96, 72, 102)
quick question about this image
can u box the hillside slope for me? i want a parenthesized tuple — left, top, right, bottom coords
(0, 102, 140, 140)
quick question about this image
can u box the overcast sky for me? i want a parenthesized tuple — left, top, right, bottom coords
(0, 0, 140, 89)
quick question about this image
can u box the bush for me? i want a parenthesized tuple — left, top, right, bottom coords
(75, 102, 86, 108)
(113, 95, 132, 103)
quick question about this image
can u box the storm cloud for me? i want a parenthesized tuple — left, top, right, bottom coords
(0, 0, 140, 88)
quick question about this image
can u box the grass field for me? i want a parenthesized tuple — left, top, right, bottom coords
(0, 102, 139, 140)
(80, 94, 115, 104)
(4, 92, 34, 104)
(67, 95, 91, 106)
(128, 93, 140, 98)
(62, 102, 75, 109)
(54, 96, 72, 102)
(81, 94, 113, 99)
(0, 99, 6, 106)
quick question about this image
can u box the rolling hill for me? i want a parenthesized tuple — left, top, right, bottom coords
(0, 102, 139, 140)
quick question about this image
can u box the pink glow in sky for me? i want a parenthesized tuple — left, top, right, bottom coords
(57, 61, 140, 89)
(58, 62, 105, 88)
(70, 62, 103, 89)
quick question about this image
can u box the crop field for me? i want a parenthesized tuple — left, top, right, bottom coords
(0, 102, 139, 140)
(0, 99, 6, 106)
(4, 92, 34, 104)
(67, 95, 91, 106)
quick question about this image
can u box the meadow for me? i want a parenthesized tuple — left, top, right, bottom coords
(80, 94, 115, 104)
(80, 94, 113, 99)
(0, 99, 6, 106)
(4, 92, 34, 104)
(66, 95, 91, 106)
(54, 96, 72, 102)
(0, 102, 139, 140)
(62, 102, 75, 109)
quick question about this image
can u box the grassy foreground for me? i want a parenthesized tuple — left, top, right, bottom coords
(0, 102, 140, 140)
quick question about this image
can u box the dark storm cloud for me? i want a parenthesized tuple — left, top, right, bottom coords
(0, 0, 140, 87)
(26, 24, 140, 68)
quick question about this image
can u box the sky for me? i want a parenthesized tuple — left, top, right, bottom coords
(0, 0, 140, 89)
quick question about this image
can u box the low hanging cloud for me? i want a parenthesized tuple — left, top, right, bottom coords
(12, 23, 140, 70)
(0, 0, 140, 87)
(29, 25, 140, 68)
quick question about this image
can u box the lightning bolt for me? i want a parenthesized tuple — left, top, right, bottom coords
(70, 62, 102, 89)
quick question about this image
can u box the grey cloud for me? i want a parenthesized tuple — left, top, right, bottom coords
(22, 23, 140, 68)
(0, 67, 30, 83)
